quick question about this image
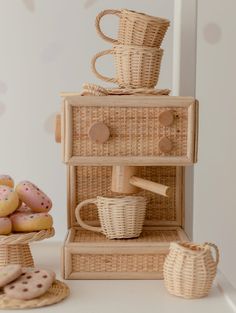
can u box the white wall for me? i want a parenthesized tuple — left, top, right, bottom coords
(194, 0, 236, 288)
(0, 0, 174, 241)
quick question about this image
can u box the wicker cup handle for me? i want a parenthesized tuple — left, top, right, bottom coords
(204, 242, 220, 265)
(91, 49, 117, 83)
(95, 9, 121, 43)
(75, 198, 102, 233)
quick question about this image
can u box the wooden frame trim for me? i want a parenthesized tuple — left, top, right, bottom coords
(67, 156, 193, 166)
(64, 100, 73, 163)
(67, 272, 164, 280)
(61, 95, 194, 106)
(176, 166, 184, 227)
(186, 101, 196, 162)
(194, 100, 199, 163)
(67, 166, 76, 229)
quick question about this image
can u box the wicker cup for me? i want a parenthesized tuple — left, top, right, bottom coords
(91, 45, 163, 89)
(75, 196, 147, 239)
(163, 242, 219, 299)
(95, 9, 170, 48)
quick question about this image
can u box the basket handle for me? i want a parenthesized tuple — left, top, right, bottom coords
(95, 9, 121, 43)
(204, 242, 220, 265)
(91, 49, 117, 83)
(75, 198, 102, 233)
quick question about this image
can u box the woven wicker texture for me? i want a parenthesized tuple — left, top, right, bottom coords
(91, 45, 163, 88)
(163, 242, 219, 299)
(72, 106, 188, 158)
(0, 228, 55, 245)
(106, 88, 171, 96)
(73, 228, 180, 243)
(0, 229, 54, 267)
(72, 253, 166, 273)
(81, 84, 108, 96)
(75, 196, 147, 239)
(0, 280, 69, 309)
(95, 9, 170, 48)
(70, 166, 180, 226)
(69, 229, 180, 274)
(81, 83, 171, 96)
(0, 244, 34, 267)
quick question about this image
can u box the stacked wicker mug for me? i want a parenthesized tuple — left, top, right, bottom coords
(91, 9, 170, 91)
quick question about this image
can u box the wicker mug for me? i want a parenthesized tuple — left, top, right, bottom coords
(91, 45, 163, 89)
(95, 9, 170, 48)
(163, 242, 220, 299)
(75, 196, 147, 239)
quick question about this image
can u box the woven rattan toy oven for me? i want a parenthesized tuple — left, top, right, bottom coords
(56, 95, 199, 279)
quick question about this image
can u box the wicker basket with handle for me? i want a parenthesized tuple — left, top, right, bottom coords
(95, 9, 170, 48)
(75, 196, 147, 239)
(163, 242, 219, 299)
(91, 45, 163, 89)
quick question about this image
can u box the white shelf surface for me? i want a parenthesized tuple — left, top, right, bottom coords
(1, 242, 235, 313)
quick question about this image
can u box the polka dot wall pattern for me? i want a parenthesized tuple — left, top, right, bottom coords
(22, 0, 35, 13)
(44, 113, 57, 135)
(84, 0, 98, 9)
(203, 23, 222, 44)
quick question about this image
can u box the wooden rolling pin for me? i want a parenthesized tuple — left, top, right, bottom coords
(111, 166, 170, 197)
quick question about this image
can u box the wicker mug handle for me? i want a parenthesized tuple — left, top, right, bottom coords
(204, 242, 220, 265)
(95, 9, 121, 43)
(91, 49, 117, 83)
(75, 198, 102, 233)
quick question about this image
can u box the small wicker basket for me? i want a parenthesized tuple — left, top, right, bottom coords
(91, 45, 163, 89)
(163, 242, 219, 299)
(95, 9, 170, 48)
(75, 196, 147, 239)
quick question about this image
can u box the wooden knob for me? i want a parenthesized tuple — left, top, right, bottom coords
(55, 114, 61, 143)
(88, 122, 110, 144)
(159, 137, 172, 153)
(159, 110, 174, 126)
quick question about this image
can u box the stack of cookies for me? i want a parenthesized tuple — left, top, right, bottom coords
(90, 8, 170, 93)
(0, 175, 53, 235)
(0, 265, 55, 300)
